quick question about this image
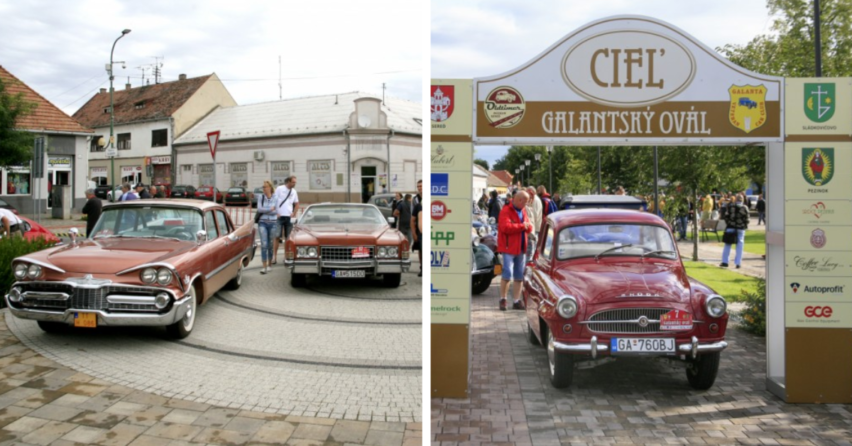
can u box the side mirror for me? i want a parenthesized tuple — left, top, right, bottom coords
(196, 230, 208, 245)
(387, 216, 396, 225)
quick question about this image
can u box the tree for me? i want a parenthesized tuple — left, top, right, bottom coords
(0, 77, 36, 168)
(473, 158, 490, 170)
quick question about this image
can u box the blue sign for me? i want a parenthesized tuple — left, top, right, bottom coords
(431, 251, 450, 267)
(431, 173, 449, 196)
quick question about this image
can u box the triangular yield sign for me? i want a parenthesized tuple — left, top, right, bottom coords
(207, 131, 220, 160)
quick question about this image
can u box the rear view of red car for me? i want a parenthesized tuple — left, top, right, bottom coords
(195, 186, 222, 203)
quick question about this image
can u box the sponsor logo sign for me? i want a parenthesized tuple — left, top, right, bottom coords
(804, 305, 833, 318)
(431, 201, 452, 221)
(804, 83, 835, 123)
(802, 148, 834, 186)
(351, 247, 370, 259)
(431, 145, 456, 169)
(791, 255, 843, 273)
(805, 202, 833, 220)
(810, 228, 827, 248)
(728, 85, 767, 133)
(659, 310, 693, 331)
(432, 231, 456, 246)
(431, 85, 454, 122)
(431, 173, 449, 196)
(560, 30, 696, 107)
(431, 251, 450, 268)
(483, 86, 525, 129)
(790, 282, 800, 293)
(790, 282, 846, 295)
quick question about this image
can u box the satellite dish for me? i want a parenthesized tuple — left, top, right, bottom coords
(358, 115, 371, 128)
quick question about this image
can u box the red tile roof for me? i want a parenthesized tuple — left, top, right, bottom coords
(72, 74, 213, 128)
(0, 65, 92, 134)
(490, 170, 514, 186)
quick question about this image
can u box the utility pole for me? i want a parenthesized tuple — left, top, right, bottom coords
(597, 146, 602, 194)
(108, 29, 131, 202)
(815, 0, 822, 77)
(278, 55, 282, 100)
(653, 146, 659, 216)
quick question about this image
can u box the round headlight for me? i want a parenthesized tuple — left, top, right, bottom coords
(13, 263, 28, 280)
(378, 247, 387, 258)
(387, 247, 398, 257)
(154, 292, 170, 309)
(307, 247, 318, 258)
(156, 268, 173, 285)
(557, 296, 578, 319)
(8, 287, 22, 303)
(140, 268, 157, 284)
(27, 264, 42, 279)
(297, 247, 307, 257)
(706, 294, 727, 318)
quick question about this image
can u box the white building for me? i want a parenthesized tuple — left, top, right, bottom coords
(173, 92, 422, 203)
(473, 164, 489, 201)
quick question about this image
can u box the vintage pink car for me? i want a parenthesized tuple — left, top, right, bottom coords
(524, 209, 728, 390)
(5, 200, 255, 338)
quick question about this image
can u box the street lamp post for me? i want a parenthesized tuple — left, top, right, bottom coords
(525, 159, 531, 186)
(520, 165, 525, 186)
(514, 168, 519, 191)
(546, 145, 553, 194)
(107, 29, 131, 202)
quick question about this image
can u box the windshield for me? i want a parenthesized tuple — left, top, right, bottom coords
(91, 206, 205, 241)
(556, 223, 677, 260)
(299, 205, 386, 226)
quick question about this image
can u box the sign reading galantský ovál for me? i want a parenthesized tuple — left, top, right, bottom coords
(473, 17, 782, 144)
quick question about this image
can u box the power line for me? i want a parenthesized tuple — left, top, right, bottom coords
(52, 73, 103, 99)
(61, 79, 108, 110)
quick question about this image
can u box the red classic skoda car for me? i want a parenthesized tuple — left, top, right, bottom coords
(524, 209, 728, 390)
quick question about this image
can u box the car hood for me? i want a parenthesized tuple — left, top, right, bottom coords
(293, 224, 396, 245)
(36, 238, 196, 274)
(552, 260, 690, 304)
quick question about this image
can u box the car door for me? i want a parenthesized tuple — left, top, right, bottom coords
(201, 210, 229, 299)
(526, 224, 555, 338)
(216, 209, 243, 280)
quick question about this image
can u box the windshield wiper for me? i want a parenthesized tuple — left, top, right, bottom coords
(595, 244, 633, 261)
(640, 249, 677, 260)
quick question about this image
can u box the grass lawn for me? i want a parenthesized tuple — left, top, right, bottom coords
(683, 261, 761, 302)
(714, 230, 765, 256)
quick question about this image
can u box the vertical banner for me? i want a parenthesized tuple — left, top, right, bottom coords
(431, 79, 474, 399)
(783, 77, 852, 403)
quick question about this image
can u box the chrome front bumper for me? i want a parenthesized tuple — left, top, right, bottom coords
(553, 335, 727, 359)
(284, 258, 411, 274)
(4, 293, 193, 327)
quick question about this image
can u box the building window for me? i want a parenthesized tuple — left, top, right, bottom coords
(117, 133, 131, 150)
(151, 129, 168, 147)
(270, 161, 291, 187)
(90, 135, 105, 152)
(6, 169, 31, 195)
(308, 160, 332, 190)
(134, 101, 145, 109)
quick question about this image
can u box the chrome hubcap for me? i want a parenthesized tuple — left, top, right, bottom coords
(547, 330, 556, 376)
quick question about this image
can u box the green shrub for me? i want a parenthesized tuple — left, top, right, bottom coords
(0, 236, 58, 306)
(738, 278, 766, 336)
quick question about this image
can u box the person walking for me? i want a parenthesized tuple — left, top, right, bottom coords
(487, 190, 501, 223)
(82, 188, 102, 237)
(137, 184, 152, 199)
(720, 194, 750, 269)
(676, 195, 690, 241)
(411, 197, 422, 277)
(756, 194, 766, 225)
(272, 176, 299, 265)
(390, 192, 402, 229)
(497, 191, 533, 311)
(525, 186, 542, 258)
(701, 193, 714, 221)
(394, 194, 413, 247)
(256, 181, 278, 274)
(412, 180, 422, 212)
(119, 183, 138, 201)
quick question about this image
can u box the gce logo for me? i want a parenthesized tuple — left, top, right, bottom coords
(804, 306, 833, 318)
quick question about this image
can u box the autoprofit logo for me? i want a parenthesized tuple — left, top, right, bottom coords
(431, 173, 449, 196)
(431, 250, 450, 268)
(790, 282, 800, 293)
(790, 282, 845, 294)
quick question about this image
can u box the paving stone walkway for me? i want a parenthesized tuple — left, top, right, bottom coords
(0, 314, 422, 445)
(432, 283, 852, 446)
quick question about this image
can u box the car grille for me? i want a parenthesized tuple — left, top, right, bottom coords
(321, 246, 374, 262)
(15, 283, 164, 313)
(584, 308, 673, 334)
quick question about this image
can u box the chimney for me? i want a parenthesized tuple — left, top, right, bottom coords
(125, 83, 131, 90)
(99, 88, 107, 94)
(178, 74, 187, 81)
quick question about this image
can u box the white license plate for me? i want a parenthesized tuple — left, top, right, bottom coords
(611, 338, 675, 354)
(332, 270, 365, 278)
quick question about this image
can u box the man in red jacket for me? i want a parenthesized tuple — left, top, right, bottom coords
(498, 190, 533, 311)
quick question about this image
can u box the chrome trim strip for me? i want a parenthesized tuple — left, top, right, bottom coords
(5, 293, 191, 326)
(204, 249, 248, 281)
(553, 337, 610, 358)
(21, 291, 70, 301)
(15, 257, 65, 274)
(106, 295, 157, 305)
(677, 337, 728, 358)
(11, 280, 178, 295)
(116, 262, 178, 276)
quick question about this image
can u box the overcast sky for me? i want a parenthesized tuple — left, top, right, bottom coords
(431, 0, 778, 168)
(0, 0, 423, 116)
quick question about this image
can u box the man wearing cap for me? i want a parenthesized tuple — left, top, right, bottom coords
(137, 183, 152, 199)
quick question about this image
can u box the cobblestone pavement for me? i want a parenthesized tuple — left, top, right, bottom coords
(432, 281, 852, 446)
(2, 255, 422, 445)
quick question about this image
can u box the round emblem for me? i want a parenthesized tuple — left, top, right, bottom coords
(637, 316, 649, 328)
(483, 86, 525, 129)
(810, 228, 826, 248)
(431, 201, 452, 221)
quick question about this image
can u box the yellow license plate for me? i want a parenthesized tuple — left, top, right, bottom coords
(74, 312, 97, 328)
(494, 264, 502, 275)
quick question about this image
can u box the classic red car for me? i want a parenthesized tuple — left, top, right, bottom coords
(5, 200, 255, 338)
(284, 203, 410, 288)
(20, 216, 61, 245)
(524, 209, 728, 390)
